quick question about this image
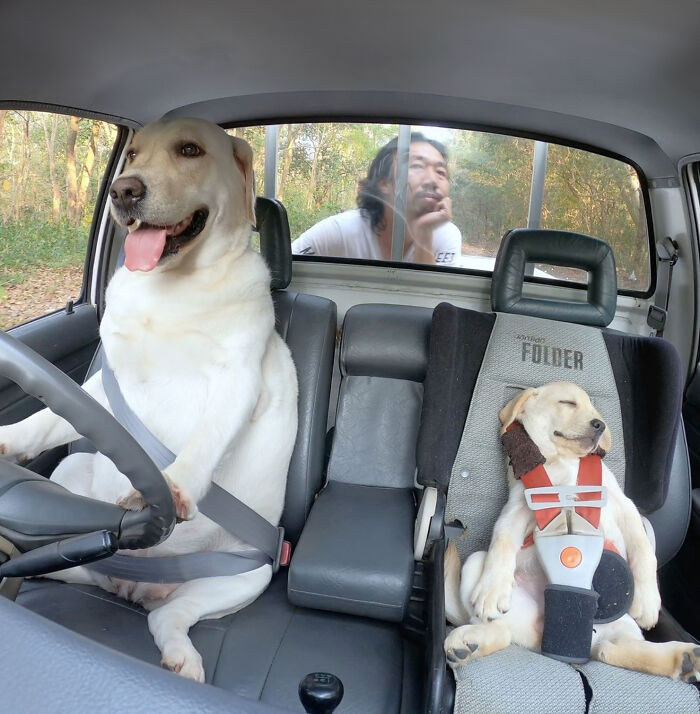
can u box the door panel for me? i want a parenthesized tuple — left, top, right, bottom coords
(0, 303, 99, 425)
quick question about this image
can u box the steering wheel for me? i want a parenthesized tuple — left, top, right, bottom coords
(0, 329, 176, 575)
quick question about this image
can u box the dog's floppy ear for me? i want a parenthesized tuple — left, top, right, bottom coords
(499, 388, 537, 433)
(231, 136, 256, 227)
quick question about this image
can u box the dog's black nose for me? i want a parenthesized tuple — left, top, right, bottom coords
(110, 176, 146, 212)
(590, 419, 605, 432)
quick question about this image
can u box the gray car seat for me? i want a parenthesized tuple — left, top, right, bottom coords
(415, 228, 699, 713)
(15, 201, 431, 713)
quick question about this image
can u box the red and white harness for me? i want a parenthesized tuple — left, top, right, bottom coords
(506, 423, 614, 588)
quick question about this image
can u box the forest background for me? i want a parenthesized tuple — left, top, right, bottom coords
(0, 113, 648, 328)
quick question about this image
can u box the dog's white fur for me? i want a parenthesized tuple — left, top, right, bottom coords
(0, 118, 298, 682)
(445, 381, 700, 681)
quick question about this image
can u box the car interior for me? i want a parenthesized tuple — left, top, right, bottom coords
(1, 1, 700, 713)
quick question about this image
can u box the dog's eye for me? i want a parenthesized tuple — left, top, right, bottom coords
(559, 400, 577, 407)
(180, 143, 203, 158)
(126, 149, 137, 161)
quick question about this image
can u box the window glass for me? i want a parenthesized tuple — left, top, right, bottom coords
(0, 111, 118, 329)
(541, 144, 649, 290)
(241, 121, 650, 292)
(277, 123, 399, 239)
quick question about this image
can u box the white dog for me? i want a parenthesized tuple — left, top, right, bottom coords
(0, 118, 298, 682)
(445, 381, 700, 682)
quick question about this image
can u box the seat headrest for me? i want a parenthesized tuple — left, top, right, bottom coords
(491, 228, 617, 327)
(255, 197, 291, 290)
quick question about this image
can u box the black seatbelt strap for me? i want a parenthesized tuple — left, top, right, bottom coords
(647, 236, 679, 337)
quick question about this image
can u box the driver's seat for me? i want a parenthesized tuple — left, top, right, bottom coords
(15, 199, 422, 713)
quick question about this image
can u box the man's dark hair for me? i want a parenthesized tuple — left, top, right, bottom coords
(357, 132, 448, 232)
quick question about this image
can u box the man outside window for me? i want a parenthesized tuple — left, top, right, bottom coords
(291, 133, 462, 266)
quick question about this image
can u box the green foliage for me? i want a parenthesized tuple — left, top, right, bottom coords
(0, 217, 87, 288)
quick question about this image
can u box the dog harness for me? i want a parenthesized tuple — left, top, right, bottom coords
(505, 422, 608, 588)
(86, 358, 291, 583)
(502, 421, 634, 663)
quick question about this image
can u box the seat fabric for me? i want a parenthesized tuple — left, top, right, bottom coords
(20, 575, 423, 713)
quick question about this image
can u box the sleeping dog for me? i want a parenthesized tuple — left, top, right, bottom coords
(445, 381, 700, 681)
(0, 118, 298, 681)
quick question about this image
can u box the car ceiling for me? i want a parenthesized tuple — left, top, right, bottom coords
(2, 0, 700, 179)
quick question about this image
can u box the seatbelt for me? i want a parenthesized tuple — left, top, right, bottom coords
(87, 359, 290, 582)
(647, 236, 679, 337)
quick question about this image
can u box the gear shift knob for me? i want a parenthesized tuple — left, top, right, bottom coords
(298, 672, 344, 713)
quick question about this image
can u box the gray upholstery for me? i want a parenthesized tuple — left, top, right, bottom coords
(0, 593, 287, 714)
(273, 291, 336, 543)
(285, 304, 431, 623)
(328, 303, 432, 490)
(452, 646, 587, 714)
(579, 660, 700, 714)
(492, 228, 617, 326)
(257, 197, 292, 291)
(340, 303, 431, 381)
(328, 376, 423, 488)
(288, 481, 415, 621)
(19, 575, 423, 714)
(647, 425, 693, 567)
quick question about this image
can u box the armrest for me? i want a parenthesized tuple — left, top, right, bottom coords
(288, 481, 415, 622)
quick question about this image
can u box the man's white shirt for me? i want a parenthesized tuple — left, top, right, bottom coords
(291, 209, 462, 266)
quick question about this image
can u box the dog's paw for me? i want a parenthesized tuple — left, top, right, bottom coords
(165, 476, 197, 522)
(161, 642, 205, 683)
(470, 570, 514, 621)
(0, 426, 26, 461)
(117, 477, 197, 522)
(673, 644, 700, 683)
(445, 626, 483, 667)
(628, 582, 661, 630)
(445, 623, 510, 667)
(117, 488, 147, 511)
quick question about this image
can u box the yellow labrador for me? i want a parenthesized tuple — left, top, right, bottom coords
(0, 118, 298, 681)
(445, 381, 700, 681)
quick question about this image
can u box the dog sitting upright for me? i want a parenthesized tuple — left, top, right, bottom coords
(445, 381, 700, 682)
(0, 118, 298, 681)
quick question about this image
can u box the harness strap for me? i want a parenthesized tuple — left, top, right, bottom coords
(91, 357, 288, 580)
(520, 454, 603, 530)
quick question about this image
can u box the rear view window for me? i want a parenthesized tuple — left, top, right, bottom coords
(244, 122, 650, 292)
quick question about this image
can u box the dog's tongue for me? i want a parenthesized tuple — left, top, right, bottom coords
(124, 226, 167, 272)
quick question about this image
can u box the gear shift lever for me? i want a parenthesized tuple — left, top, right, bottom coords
(298, 672, 344, 713)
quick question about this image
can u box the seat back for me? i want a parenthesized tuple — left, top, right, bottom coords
(327, 303, 432, 488)
(418, 228, 688, 566)
(287, 303, 432, 622)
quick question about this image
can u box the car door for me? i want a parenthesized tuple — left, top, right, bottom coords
(0, 109, 125, 474)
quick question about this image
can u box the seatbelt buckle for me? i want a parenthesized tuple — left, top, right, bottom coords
(647, 305, 667, 331)
(534, 529, 604, 589)
(272, 527, 292, 572)
(656, 236, 679, 266)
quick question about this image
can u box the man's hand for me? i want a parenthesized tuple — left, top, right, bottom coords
(408, 196, 452, 264)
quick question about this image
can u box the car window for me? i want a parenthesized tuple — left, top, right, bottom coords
(0, 110, 119, 329)
(247, 121, 650, 293)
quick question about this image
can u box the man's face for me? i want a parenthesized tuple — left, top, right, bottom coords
(405, 141, 450, 218)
